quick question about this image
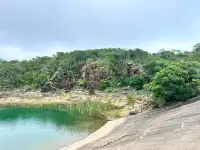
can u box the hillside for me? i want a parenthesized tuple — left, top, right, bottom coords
(1, 44, 200, 107)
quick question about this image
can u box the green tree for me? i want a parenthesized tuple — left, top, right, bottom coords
(143, 60, 169, 79)
(193, 43, 200, 52)
(117, 75, 148, 90)
(150, 62, 199, 106)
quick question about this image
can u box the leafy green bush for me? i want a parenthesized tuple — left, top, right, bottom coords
(194, 79, 200, 89)
(79, 80, 87, 88)
(117, 75, 148, 90)
(150, 63, 199, 106)
(19, 71, 49, 89)
(128, 75, 148, 90)
(99, 80, 110, 90)
(143, 60, 169, 78)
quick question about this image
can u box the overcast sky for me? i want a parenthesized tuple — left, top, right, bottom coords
(0, 0, 199, 60)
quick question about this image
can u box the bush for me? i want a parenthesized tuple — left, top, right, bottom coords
(194, 79, 200, 89)
(127, 75, 148, 90)
(117, 75, 148, 90)
(144, 60, 169, 77)
(150, 63, 199, 106)
(99, 80, 110, 90)
(143, 83, 150, 91)
(79, 80, 87, 88)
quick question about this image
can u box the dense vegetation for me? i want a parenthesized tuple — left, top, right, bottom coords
(1, 43, 200, 106)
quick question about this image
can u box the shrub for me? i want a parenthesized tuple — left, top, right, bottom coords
(150, 63, 199, 106)
(99, 80, 110, 90)
(127, 75, 148, 90)
(194, 79, 200, 89)
(144, 60, 169, 77)
(79, 80, 87, 88)
(117, 75, 148, 90)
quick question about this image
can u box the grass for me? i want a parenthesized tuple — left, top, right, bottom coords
(73, 99, 118, 118)
(126, 93, 136, 107)
(58, 89, 66, 96)
(0, 88, 152, 119)
(2, 100, 118, 119)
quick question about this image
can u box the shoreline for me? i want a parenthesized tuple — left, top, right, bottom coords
(0, 99, 72, 107)
(60, 117, 127, 150)
(0, 90, 148, 150)
(0, 89, 148, 116)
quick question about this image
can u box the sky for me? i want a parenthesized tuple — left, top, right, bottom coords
(0, 0, 200, 60)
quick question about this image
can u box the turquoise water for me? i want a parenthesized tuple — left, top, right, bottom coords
(0, 107, 105, 150)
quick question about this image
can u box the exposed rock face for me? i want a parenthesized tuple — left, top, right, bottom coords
(52, 70, 75, 89)
(41, 60, 145, 93)
(125, 62, 145, 76)
(80, 61, 112, 94)
(41, 82, 56, 93)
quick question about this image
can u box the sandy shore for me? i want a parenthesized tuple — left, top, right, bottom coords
(0, 89, 147, 106)
(60, 117, 127, 150)
(0, 97, 72, 106)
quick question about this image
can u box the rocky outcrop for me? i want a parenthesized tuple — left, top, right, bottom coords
(80, 61, 112, 94)
(41, 82, 56, 93)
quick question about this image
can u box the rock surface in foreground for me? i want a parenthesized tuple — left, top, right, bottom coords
(72, 98, 200, 150)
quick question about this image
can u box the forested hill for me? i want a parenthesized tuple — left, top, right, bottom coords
(1, 43, 200, 106)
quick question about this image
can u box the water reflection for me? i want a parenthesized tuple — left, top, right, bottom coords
(0, 106, 106, 150)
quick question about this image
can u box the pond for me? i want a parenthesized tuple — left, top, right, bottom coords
(0, 106, 106, 150)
